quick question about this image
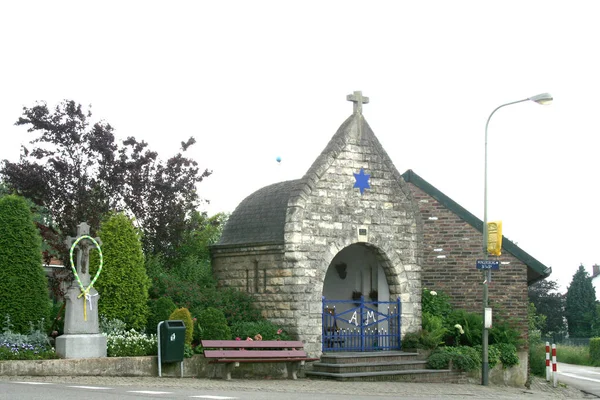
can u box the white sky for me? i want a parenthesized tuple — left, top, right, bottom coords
(1, 1, 598, 292)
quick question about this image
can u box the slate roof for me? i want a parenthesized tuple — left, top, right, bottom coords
(401, 169, 552, 284)
(215, 179, 304, 247)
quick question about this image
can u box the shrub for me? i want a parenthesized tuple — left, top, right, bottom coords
(422, 288, 452, 317)
(590, 338, 600, 365)
(149, 273, 220, 311)
(0, 195, 50, 334)
(219, 288, 263, 325)
(445, 310, 482, 347)
(490, 319, 523, 348)
(90, 213, 150, 330)
(427, 350, 452, 369)
(197, 307, 231, 341)
(421, 312, 448, 350)
(48, 302, 65, 336)
(488, 345, 501, 369)
(230, 320, 291, 341)
(401, 332, 421, 350)
(99, 316, 127, 335)
(445, 346, 481, 372)
(169, 307, 194, 346)
(146, 297, 177, 335)
(474, 344, 500, 369)
(529, 342, 547, 376)
(497, 343, 519, 368)
(430, 346, 481, 372)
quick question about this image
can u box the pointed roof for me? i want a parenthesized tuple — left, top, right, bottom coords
(401, 169, 552, 284)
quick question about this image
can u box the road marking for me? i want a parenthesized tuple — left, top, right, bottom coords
(68, 386, 113, 390)
(190, 396, 238, 399)
(15, 382, 53, 385)
(560, 372, 600, 383)
(128, 391, 173, 395)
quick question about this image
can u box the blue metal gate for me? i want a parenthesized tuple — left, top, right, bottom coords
(322, 296, 402, 352)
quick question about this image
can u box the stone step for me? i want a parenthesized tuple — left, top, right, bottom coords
(320, 351, 419, 364)
(305, 369, 466, 383)
(312, 360, 428, 373)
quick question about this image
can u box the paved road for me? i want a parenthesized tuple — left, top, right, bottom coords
(558, 362, 600, 397)
(0, 375, 590, 399)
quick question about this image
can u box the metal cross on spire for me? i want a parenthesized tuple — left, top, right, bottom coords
(346, 91, 369, 114)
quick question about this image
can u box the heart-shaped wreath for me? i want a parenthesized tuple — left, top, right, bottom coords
(69, 235, 103, 321)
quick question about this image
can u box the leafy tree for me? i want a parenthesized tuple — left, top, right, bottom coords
(565, 265, 597, 338)
(0, 195, 50, 333)
(90, 212, 150, 330)
(171, 211, 228, 287)
(528, 279, 566, 335)
(1, 100, 211, 262)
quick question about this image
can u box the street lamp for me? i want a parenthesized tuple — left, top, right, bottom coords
(481, 92, 553, 386)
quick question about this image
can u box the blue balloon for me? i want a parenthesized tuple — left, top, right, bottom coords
(276, 156, 281, 163)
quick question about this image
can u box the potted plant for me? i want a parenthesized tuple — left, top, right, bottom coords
(369, 289, 378, 305)
(352, 291, 363, 306)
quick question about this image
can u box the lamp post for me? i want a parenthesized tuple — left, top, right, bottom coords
(481, 92, 553, 386)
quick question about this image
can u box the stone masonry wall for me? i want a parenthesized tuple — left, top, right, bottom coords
(211, 244, 299, 330)
(405, 183, 529, 345)
(283, 117, 424, 355)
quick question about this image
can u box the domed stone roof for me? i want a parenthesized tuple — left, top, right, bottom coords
(217, 179, 304, 246)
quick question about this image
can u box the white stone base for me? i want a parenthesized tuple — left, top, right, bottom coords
(55, 334, 107, 359)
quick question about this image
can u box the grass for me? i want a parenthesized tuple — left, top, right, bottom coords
(530, 341, 593, 377)
(557, 344, 592, 366)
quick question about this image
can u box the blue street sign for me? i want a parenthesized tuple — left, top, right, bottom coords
(476, 260, 500, 270)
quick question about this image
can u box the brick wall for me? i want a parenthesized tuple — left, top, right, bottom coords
(406, 183, 529, 345)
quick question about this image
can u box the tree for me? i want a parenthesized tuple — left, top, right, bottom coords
(90, 212, 150, 330)
(1, 100, 211, 261)
(170, 211, 228, 286)
(565, 265, 597, 338)
(0, 195, 50, 333)
(528, 279, 566, 335)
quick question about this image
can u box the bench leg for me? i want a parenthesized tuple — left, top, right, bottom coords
(224, 363, 236, 380)
(286, 362, 299, 380)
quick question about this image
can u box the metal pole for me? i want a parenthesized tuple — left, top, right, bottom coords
(157, 321, 163, 377)
(482, 98, 527, 386)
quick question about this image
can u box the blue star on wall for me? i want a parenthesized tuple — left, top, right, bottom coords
(353, 168, 371, 195)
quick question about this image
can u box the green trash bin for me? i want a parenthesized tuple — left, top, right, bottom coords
(158, 320, 186, 376)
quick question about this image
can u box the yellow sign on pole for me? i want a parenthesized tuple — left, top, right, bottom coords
(487, 221, 502, 256)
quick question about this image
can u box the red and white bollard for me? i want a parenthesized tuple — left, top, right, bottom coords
(552, 343, 558, 388)
(545, 342, 551, 381)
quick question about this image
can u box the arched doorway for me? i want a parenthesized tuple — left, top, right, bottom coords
(321, 243, 400, 352)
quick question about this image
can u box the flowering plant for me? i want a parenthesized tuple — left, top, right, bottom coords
(454, 324, 464, 346)
(104, 328, 157, 357)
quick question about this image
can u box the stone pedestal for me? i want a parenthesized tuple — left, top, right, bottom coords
(55, 222, 107, 359)
(55, 334, 107, 359)
(63, 286, 100, 334)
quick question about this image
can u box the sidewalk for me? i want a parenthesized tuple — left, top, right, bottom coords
(0, 375, 593, 399)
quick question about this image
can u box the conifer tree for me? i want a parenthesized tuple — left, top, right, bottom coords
(565, 265, 597, 338)
(0, 195, 50, 333)
(90, 212, 150, 330)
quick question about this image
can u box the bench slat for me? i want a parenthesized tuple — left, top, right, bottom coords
(204, 349, 307, 359)
(201, 340, 303, 349)
(209, 358, 312, 363)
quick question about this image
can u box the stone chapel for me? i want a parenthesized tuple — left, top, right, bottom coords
(210, 91, 551, 357)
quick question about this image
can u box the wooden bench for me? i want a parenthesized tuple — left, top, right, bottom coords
(201, 340, 318, 380)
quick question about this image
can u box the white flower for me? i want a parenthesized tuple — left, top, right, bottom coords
(454, 324, 465, 335)
(430, 291, 437, 296)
